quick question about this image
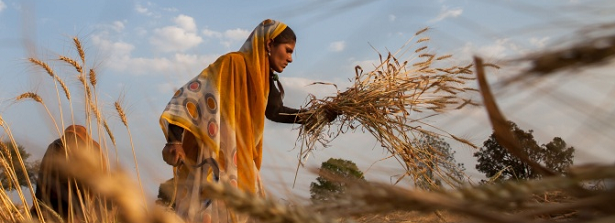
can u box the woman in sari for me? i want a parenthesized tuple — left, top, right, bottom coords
(159, 19, 335, 222)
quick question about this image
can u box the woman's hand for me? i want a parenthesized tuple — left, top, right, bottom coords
(162, 142, 185, 166)
(324, 108, 340, 123)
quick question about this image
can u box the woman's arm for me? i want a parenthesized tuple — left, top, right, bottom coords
(265, 76, 307, 124)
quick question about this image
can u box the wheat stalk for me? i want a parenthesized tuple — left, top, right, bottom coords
(15, 92, 42, 103)
(102, 120, 119, 166)
(103, 121, 116, 147)
(200, 181, 331, 223)
(15, 92, 62, 137)
(89, 68, 97, 87)
(113, 100, 146, 208)
(0, 133, 39, 220)
(59, 55, 83, 74)
(114, 102, 128, 127)
(73, 36, 85, 65)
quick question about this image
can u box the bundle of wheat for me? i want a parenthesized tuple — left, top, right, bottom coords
(297, 28, 484, 189)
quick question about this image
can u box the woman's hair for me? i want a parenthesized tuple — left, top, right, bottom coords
(272, 26, 296, 45)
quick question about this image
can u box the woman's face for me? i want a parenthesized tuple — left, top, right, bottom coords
(268, 41, 295, 73)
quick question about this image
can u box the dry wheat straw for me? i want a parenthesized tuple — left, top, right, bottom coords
(114, 100, 146, 207)
(0, 136, 39, 220)
(200, 181, 330, 223)
(415, 46, 427, 53)
(73, 36, 85, 65)
(415, 27, 429, 36)
(114, 102, 128, 127)
(15, 92, 42, 103)
(416, 37, 430, 43)
(15, 92, 61, 137)
(0, 159, 25, 223)
(78, 75, 92, 101)
(436, 55, 452, 60)
(475, 57, 555, 177)
(103, 120, 119, 165)
(103, 121, 116, 146)
(89, 101, 102, 124)
(59, 55, 83, 74)
(89, 68, 97, 87)
(314, 164, 615, 222)
(29, 56, 72, 150)
(28, 58, 53, 76)
(297, 29, 480, 190)
(52, 149, 147, 223)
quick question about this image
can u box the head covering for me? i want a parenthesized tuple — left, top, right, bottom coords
(239, 19, 287, 81)
(64, 125, 100, 149)
(62, 125, 106, 170)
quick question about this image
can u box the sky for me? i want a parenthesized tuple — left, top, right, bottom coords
(1, 0, 615, 204)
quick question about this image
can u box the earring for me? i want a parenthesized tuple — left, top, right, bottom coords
(267, 51, 271, 56)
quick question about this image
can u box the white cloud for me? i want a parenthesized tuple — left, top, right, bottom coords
(117, 57, 175, 74)
(389, 14, 396, 22)
(459, 38, 523, 59)
(328, 41, 346, 52)
(93, 21, 126, 36)
(202, 28, 222, 38)
(173, 53, 217, 68)
(150, 15, 203, 52)
(529, 37, 550, 49)
(174, 14, 197, 32)
(221, 28, 250, 48)
(430, 6, 463, 23)
(348, 58, 379, 72)
(111, 21, 125, 32)
(135, 27, 148, 36)
(92, 34, 135, 59)
(201, 27, 249, 48)
(224, 28, 250, 41)
(92, 33, 218, 78)
(163, 7, 178, 12)
(0, 0, 6, 12)
(135, 4, 152, 16)
(124, 53, 216, 77)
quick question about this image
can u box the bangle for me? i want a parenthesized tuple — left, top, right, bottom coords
(166, 142, 182, 145)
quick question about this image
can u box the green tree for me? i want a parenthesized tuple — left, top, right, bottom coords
(310, 158, 365, 203)
(414, 134, 466, 190)
(0, 141, 40, 190)
(473, 121, 574, 181)
(542, 137, 574, 172)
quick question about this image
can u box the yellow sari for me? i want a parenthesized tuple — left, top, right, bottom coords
(160, 19, 287, 223)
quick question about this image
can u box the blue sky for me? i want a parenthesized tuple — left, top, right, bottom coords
(1, 0, 615, 203)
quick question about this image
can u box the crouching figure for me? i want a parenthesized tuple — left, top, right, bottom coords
(31, 125, 109, 222)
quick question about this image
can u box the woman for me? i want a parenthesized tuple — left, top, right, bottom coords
(159, 19, 335, 222)
(31, 125, 108, 222)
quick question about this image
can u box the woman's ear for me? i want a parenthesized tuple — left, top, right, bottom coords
(266, 39, 273, 52)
